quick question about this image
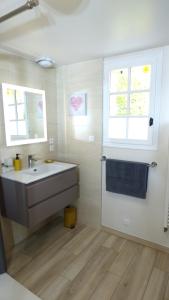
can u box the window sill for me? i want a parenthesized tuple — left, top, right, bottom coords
(103, 141, 158, 151)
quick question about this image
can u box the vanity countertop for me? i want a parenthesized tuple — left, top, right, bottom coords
(0, 162, 77, 184)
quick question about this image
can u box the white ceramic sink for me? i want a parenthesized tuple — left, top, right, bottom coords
(0, 162, 77, 184)
(23, 164, 64, 176)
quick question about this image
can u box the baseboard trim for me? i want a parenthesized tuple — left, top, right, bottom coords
(102, 225, 169, 254)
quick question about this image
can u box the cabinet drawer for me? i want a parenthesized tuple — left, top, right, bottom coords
(28, 185, 78, 227)
(27, 168, 77, 207)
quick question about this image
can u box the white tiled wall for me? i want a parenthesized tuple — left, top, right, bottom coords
(56, 59, 103, 227)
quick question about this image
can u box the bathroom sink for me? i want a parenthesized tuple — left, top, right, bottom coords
(23, 164, 64, 176)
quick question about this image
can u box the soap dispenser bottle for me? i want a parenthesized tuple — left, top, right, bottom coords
(14, 154, 22, 171)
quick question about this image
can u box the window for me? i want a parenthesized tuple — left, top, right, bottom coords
(103, 49, 162, 149)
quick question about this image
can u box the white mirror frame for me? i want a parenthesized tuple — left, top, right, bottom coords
(2, 83, 48, 146)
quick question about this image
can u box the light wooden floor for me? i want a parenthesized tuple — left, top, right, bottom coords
(7, 218, 169, 300)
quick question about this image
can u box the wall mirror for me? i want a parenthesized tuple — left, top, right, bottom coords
(2, 83, 47, 146)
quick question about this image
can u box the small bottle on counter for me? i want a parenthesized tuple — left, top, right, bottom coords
(13, 154, 22, 171)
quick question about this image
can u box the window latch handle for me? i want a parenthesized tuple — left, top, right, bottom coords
(149, 117, 154, 127)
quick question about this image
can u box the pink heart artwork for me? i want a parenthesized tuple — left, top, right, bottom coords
(71, 96, 83, 111)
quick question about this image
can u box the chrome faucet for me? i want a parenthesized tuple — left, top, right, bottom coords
(28, 155, 37, 168)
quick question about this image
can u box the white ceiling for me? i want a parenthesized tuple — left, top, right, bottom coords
(0, 0, 169, 65)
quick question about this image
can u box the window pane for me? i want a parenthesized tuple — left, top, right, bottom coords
(18, 121, 27, 135)
(7, 88, 15, 104)
(9, 121, 17, 135)
(130, 92, 150, 116)
(17, 104, 25, 120)
(8, 105, 16, 120)
(131, 65, 151, 91)
(128, 117, 149, 140)
(108, 118, 127, 139)
(110, 68, 128, 92)
(16, 90, 24, 104)
(110, 94, 128, 116)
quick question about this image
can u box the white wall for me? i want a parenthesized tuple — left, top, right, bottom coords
(55, 59, 103, 227)
(102, 46, 169, 248)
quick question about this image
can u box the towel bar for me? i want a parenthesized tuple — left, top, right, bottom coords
(148, 162, 157, 168)
(101, 156, 157, 168)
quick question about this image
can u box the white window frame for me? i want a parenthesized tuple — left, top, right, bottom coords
(103, 48, 163, 150)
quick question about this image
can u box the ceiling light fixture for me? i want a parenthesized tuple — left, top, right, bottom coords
(35, 57, 55, 68)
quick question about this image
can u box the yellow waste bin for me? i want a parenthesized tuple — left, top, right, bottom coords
(64, 206, 77, 229)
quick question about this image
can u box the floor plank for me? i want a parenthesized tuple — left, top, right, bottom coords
(14, 227, 84, 285)
(103, 235, 126, 252)
(38, 276, 70, 300)
(24, 248, 75, 294)
(154, 251, 169, 272)
(7, 252, 32, 276)
(59, 246, 118, 300)
(63, 226, 99, 255)
(109, 240, 139, 277)
(63, 231, 109, 281)
(111, 246, 156, 300)
(90, 272, 120, 300)
(142, 268, 166, 300)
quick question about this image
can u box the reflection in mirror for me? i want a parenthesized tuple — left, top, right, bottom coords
(2, 83, 47, 146)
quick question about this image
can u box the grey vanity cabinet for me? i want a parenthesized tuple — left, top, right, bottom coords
(0, 168, 78, 228)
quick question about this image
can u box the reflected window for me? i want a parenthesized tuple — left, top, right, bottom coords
(7, 88, 27, 137)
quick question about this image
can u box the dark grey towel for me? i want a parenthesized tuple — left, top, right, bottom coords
(106, 159, 149, 199)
